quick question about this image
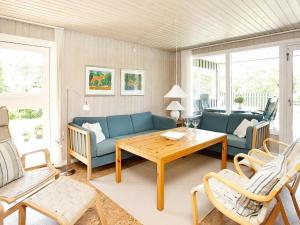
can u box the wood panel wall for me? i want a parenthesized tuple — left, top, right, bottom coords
(63, 30, 175, 121)
(0, 18, 54, 41)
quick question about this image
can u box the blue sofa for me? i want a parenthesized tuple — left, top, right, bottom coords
(68, 112, 176, 179)
(197, 112, 268, 156)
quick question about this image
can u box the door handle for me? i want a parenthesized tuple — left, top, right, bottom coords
(288, 98, 292, 107)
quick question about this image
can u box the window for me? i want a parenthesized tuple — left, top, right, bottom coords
(193, 54, 226, 114)
(192, 46, 280, 132)
(231, 47, 279, 130)
(0, 42, 50, 158)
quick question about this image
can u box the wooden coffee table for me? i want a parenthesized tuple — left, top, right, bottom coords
(115, 127, 227, 211)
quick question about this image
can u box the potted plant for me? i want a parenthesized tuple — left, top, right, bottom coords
(234, 96, 245, 109)
(22, 131, 31, 142)
(34, 124, 43, 139)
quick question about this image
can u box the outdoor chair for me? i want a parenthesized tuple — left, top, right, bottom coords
(0, 106, 59, 224)
(253, 97, 278, 121)
(191, 139, 300, 225)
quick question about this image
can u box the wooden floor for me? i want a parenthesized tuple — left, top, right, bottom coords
(68, 156, 299, 225)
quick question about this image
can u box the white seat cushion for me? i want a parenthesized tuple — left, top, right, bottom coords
(0, 167, 55, 202)
(209, 169, 275, 225)
(24, 176, 97, 225)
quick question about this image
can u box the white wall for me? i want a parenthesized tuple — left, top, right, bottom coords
(63, 30, 175, 122)
(0, 18, 176, 163)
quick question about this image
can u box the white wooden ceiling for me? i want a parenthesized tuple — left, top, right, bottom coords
(1, 0, 300, 50)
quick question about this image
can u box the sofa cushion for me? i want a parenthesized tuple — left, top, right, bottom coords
(107, 115, 134, 138)
(227, 134, 246, 149)
(96, 139, 115, 156)
(130, 112, 154, 132)
(227, 113, 262, 134)
(73, 117, 110, 138)
(200, 112, 228, 133)
(96, 129, 160, 157)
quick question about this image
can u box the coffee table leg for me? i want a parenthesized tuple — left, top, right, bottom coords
(157, 161, 165, 211)
(116, 145, 122, 183)
(221, 137, 228, 169)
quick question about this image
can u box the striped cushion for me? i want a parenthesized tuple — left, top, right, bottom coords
(0, 139, 24, 187)
(235, 154, 286, 217)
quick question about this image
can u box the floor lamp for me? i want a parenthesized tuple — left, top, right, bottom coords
(63, 88, 90, 176)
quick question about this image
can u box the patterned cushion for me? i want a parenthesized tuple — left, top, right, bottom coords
(0, 139, 24, 187)
(235, 155, 286, 217)
(209, 169, 274, 224)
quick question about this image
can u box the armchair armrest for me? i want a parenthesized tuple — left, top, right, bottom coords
(263, 138, 288, 154)
(204, 171, 274, 203)
(152, 115, 176, 130)
(21, 149, 54, 171)
(233, 153, 266, 177)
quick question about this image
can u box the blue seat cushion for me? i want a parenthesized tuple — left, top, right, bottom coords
(200, 112, 228, 133)
(96, 139, 116, 156)
(73, 117, 110, 138)
(227, 134, 246, 149)
(130, 112, 154, 132)
(226, 113, 263, 134)
(107, 115, 134, 137)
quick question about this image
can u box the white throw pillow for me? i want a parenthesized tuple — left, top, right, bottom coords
(82, 122, 105, 143)
(233, 119, 252, 138)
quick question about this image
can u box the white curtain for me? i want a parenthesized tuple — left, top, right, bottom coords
(181, 50, 193, 117)
(50, 28, 64, 166)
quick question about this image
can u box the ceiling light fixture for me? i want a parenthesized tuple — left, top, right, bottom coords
(164, 19, 187, 99)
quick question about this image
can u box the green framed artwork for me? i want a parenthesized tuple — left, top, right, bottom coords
(85, 66, 115, 95)
(121, 69, 145, 95)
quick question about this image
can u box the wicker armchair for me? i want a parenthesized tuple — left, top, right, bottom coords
(0, 106, 59, 224)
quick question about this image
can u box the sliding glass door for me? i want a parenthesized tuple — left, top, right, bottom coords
(0, 41, 50, 162)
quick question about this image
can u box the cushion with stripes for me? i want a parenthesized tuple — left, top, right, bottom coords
(0, 139, 24, 187)
(235, 154, 286, 217)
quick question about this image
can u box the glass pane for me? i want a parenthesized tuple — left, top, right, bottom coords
(293, 50, 300, 140)
(231, 47, 279, 130)
(0, 48, 44, 94)
(193, 54, 226, 115)
(8, 108, 47, 155)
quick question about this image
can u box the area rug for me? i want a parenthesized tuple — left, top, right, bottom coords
(91, 154, 233, 225)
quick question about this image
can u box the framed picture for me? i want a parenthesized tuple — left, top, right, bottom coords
(85, 66, 115, 95)
(121, 69, 145, 95)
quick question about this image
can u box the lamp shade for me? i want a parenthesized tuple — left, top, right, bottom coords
(164, 84, 187, 98)
(166, 101, 184, 111)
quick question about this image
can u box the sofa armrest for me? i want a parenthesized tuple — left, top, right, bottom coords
(245, 121, 270, 150)
(245, 126, 254, 149)
(68, 123, 97, 158)
(152, 115, 176, 130)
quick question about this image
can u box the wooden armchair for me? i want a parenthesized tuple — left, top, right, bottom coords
(191, 144, 300, 225)
(236, 138, 300, 219)
(0, 106, 59, 224)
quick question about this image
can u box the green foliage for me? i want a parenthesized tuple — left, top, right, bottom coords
(234, 96, 245, 104)
(9, 109, 43, 120)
